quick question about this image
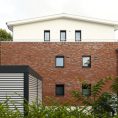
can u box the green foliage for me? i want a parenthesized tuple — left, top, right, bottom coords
(111, 76, 118, 115)
(0, 96, 117, 118)
(0, 28, 12, 41)
(0, 100, 94, 118)
(0, 76, 118, 118)
(92, 77, 112, 100)
(0, 101, 22, 118)
(72, 77, 114, 117)
(111, 77, 118, 95)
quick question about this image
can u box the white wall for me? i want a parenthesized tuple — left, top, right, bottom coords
(13, 18, 116, 42)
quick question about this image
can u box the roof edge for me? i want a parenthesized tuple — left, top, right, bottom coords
(6, 13, 118, 31)
(0, 65, 42, 80)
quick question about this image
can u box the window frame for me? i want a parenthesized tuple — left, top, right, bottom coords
(60, 30, 66, 41)
(75, 30, 81, 41)
(82, 55, 91, 68)
(44, 30, 50, 41)
(55, 56, 64, 68)
(55, 84, 65, 96)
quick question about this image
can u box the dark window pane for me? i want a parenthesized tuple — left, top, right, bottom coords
(75, 31, 81, 41)
(82, 84, 91, 96)
(44, 31, 50, 41)
(56, 85, 64, 96)
(60, 31, 66, 41)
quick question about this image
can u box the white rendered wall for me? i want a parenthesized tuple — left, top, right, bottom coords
(13, 18, 116, 42)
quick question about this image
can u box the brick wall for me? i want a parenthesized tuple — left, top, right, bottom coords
(0, 42, 118, 104)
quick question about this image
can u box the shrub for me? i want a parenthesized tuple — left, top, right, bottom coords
(1, 77, 118, 117)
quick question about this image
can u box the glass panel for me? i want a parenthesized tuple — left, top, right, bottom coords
(76, 31, 81, 41)
(82, 84, 91, 96)
(44, 31, 50, 41)
(82, 89, 91, 96)
(83, 56, 91, 67)
(60, 31, 66, 41)
(56, 85, 64, 96)
(56, 57, 64, 67)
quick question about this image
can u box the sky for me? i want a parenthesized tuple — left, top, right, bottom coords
(1, 0, 118, 37)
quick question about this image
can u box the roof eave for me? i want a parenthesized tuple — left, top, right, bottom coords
(6, 13, 118, 30)
(114, 26, 118, 31)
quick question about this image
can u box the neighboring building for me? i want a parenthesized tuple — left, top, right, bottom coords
(7, 13, 118, 42)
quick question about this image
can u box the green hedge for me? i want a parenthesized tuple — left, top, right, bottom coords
(0, 101, 117, 118)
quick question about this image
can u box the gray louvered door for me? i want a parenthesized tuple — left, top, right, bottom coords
(0, 73, 24, 113)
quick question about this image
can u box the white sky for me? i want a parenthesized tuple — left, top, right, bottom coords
(1, 0, 118, 37)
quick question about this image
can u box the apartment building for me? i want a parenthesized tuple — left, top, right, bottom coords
(1, 13, 118, 105)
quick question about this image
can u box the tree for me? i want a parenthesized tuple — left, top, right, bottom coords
(0, 29, 12, 41)
(111, 77, 118, 114)
(72, 77, 114, 117)
(111, 77, 118, 96)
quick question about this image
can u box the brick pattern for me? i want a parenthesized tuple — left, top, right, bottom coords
(0, 42, 118, 104)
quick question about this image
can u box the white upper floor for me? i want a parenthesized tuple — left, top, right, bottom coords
(7, 13, 118, 42)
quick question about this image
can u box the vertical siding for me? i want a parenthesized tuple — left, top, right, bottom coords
(0, 73, 24, 113)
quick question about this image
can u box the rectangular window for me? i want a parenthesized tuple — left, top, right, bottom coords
(82, 56, 91, 68)
(56, 84, 64, 96)
(75, 30, 81, 41)
(60, 30, 66, 41)
(82, 84, 91, 96)
(55, 56, 64, 67)
(44, 30, 50, 41)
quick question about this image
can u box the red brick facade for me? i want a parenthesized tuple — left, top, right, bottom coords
(0, 42, 118, 104)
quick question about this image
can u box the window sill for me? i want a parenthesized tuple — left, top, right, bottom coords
(55, 66, 64, 68)
(82, 66, 91, 68)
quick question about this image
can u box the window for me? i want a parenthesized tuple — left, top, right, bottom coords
(82, 56, 91, 68)
(55, 56, 64, 67)
(82, 84, 91, 96)
(44, 30, 50, 41)
(60, 30, 66, 41)
(56, 84, 64, 96)
(75, 30, 81, 41)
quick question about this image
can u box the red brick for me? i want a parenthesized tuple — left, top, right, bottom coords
(0, 42, 118, 104)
